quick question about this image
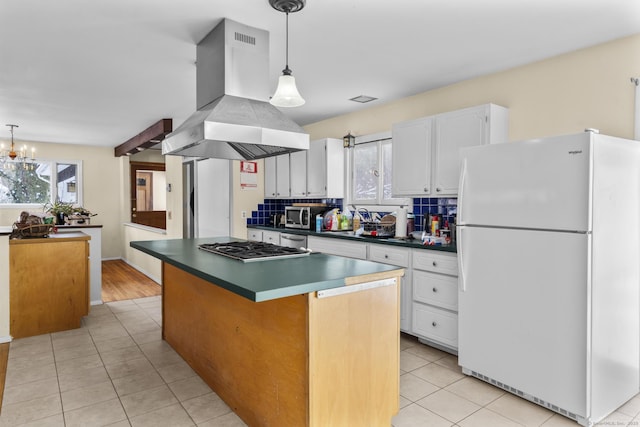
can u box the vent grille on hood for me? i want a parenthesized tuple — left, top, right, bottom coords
(162, 19, 309, 161)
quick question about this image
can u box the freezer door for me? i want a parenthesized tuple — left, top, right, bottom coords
(457, 226, 588, 417)
(458, 133, 591, 231)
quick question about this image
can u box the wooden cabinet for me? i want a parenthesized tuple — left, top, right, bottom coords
(10, 232, 90, 338)
(264, 154, 290, 199)
(411, 250, 458, 352)
(392, 103, 508, 197)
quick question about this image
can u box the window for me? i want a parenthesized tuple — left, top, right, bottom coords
(0, 160, 82, 206)
(351, 136, 404, 205)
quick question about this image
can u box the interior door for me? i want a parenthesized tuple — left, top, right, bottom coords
(457, 225, 588, 417)
(195, 158, 230, 238)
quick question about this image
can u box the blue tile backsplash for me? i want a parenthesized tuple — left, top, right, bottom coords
(412, 197, 457, 231)
(246, 198, 344, 226)
(247, 197, 457, 230)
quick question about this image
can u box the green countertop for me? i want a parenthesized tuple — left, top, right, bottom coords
(250, 225, 457, 253)
(130, 237, 404, 303)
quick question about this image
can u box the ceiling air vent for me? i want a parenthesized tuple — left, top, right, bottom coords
(349, 95, 378, 103)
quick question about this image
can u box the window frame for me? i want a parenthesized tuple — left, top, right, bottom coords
(0, 159, 83, 209)
(348, 131, 408, 207)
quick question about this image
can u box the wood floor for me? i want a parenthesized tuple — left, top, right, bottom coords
(102, 259, 161, 302)
(0, 259, 161, 414)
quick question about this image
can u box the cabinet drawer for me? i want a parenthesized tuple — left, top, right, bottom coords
(369, 244, 410, 267)
(247, 230, 263, 242)
(307, 236, 367, 260)
(413, 271, 458, 311)
(412, 250, 458, 276)
(262, 231, 280, 245)
(412, 303, 458, 348)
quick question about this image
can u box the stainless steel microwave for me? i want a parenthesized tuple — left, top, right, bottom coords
(285, 206, 326, 229)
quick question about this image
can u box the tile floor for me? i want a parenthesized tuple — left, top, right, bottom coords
(0, 296, 639, 426)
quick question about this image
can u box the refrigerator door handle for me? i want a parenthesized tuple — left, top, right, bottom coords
(458, 158, 467, 224)
(458, 226, 467, 292)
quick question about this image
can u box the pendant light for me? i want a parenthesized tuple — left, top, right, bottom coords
(269, 0, 305, 108)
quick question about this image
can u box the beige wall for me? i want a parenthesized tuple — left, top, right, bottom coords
(304, 33, 640, 143)
(0, 142, 122, 258)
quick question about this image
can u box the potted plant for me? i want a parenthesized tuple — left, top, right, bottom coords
(44, 200, 74, 225)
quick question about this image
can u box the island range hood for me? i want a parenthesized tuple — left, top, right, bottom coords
(162, 19, 309, 160)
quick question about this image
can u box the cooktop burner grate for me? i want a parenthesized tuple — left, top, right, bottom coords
(198, 241, 310, 262)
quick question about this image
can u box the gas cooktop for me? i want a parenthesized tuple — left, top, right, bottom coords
(198, 241, 310, 262)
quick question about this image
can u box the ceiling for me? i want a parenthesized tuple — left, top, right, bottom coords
(1, 0, 639, 148)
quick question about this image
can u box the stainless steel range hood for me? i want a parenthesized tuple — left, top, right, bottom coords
(162, 19, 309, 160)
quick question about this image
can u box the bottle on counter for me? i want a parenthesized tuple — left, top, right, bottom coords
(316, 215, 323, 233)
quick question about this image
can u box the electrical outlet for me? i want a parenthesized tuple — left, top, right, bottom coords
(241, 211, 247, 219)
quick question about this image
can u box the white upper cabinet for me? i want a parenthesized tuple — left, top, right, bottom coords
(392, 117, 433, 196)
(275, 154, 290, 198)
(289, 150, 307, 197)
(392, 103, 508, 197)
(265, 154, 291, 199)
(307, 138, 344, 199)
(264, 156, 277, 198)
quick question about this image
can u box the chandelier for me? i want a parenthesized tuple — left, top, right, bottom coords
(0, 124, 36, 171)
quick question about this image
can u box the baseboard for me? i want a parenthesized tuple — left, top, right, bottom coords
(122, 259, 162, 285)
(90, 300, 104, 306)
(0, 336, 12, 344)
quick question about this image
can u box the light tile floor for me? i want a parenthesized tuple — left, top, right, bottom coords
(1, 296, 639, 426)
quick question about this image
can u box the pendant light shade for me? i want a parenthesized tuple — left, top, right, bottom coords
(269, 0, 305, 108)
(271, 68, 305, 107)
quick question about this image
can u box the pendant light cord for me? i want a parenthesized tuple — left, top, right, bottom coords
(285, 12, 290, 72)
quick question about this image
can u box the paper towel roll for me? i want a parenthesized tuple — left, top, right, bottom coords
(395, 207, 407, 238)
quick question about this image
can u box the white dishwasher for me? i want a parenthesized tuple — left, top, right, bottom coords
(279, 233, 307, 250)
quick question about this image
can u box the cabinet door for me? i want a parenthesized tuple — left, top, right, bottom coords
(264, 156, 277, 198)
(262, 231, 280, 245)
(290, 150, 307, 197)
(392, 117, 432, 196)
(275, 154, 290, 198)
(306, 140, 326, 198)
(433, 106, 487, 195)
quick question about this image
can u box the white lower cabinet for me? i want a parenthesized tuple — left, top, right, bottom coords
(252, 232, 459, 351)
(307, 235, 368, 260)
(369, 244, 412, 333)
(247, 229, 263, 242)
(411, 250, 458, 353)
(262, 230, 281, 245)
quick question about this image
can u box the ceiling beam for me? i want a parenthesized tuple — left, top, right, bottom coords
(114, 118, 172, 157)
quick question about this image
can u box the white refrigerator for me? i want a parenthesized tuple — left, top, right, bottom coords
(457, 131, 640, 426)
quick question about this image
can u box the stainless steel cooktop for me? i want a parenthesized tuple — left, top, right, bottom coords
(198, 241, 310, 262)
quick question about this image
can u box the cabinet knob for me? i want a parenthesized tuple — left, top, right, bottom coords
(424, 187, 428, 192)
(432, 321, 437, 327)
(384, 254, 389, 259)
(432, 287, 437, 293)
(436, 187, 441, 192)
(432, 261, 437, 267)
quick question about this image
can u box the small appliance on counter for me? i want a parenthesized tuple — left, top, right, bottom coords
(285, 205, 327, 229)
(269, 213, 285, 228)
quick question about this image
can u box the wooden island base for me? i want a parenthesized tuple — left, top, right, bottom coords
(162, 262, 403, 427)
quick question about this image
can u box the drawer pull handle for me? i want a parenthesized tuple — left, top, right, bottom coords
(432, 287, 437, 293)
(432, 261, 437, 267)
(432, 321, 437, 327)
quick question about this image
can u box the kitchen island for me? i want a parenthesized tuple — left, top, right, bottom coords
(131, 237, 405, 427)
